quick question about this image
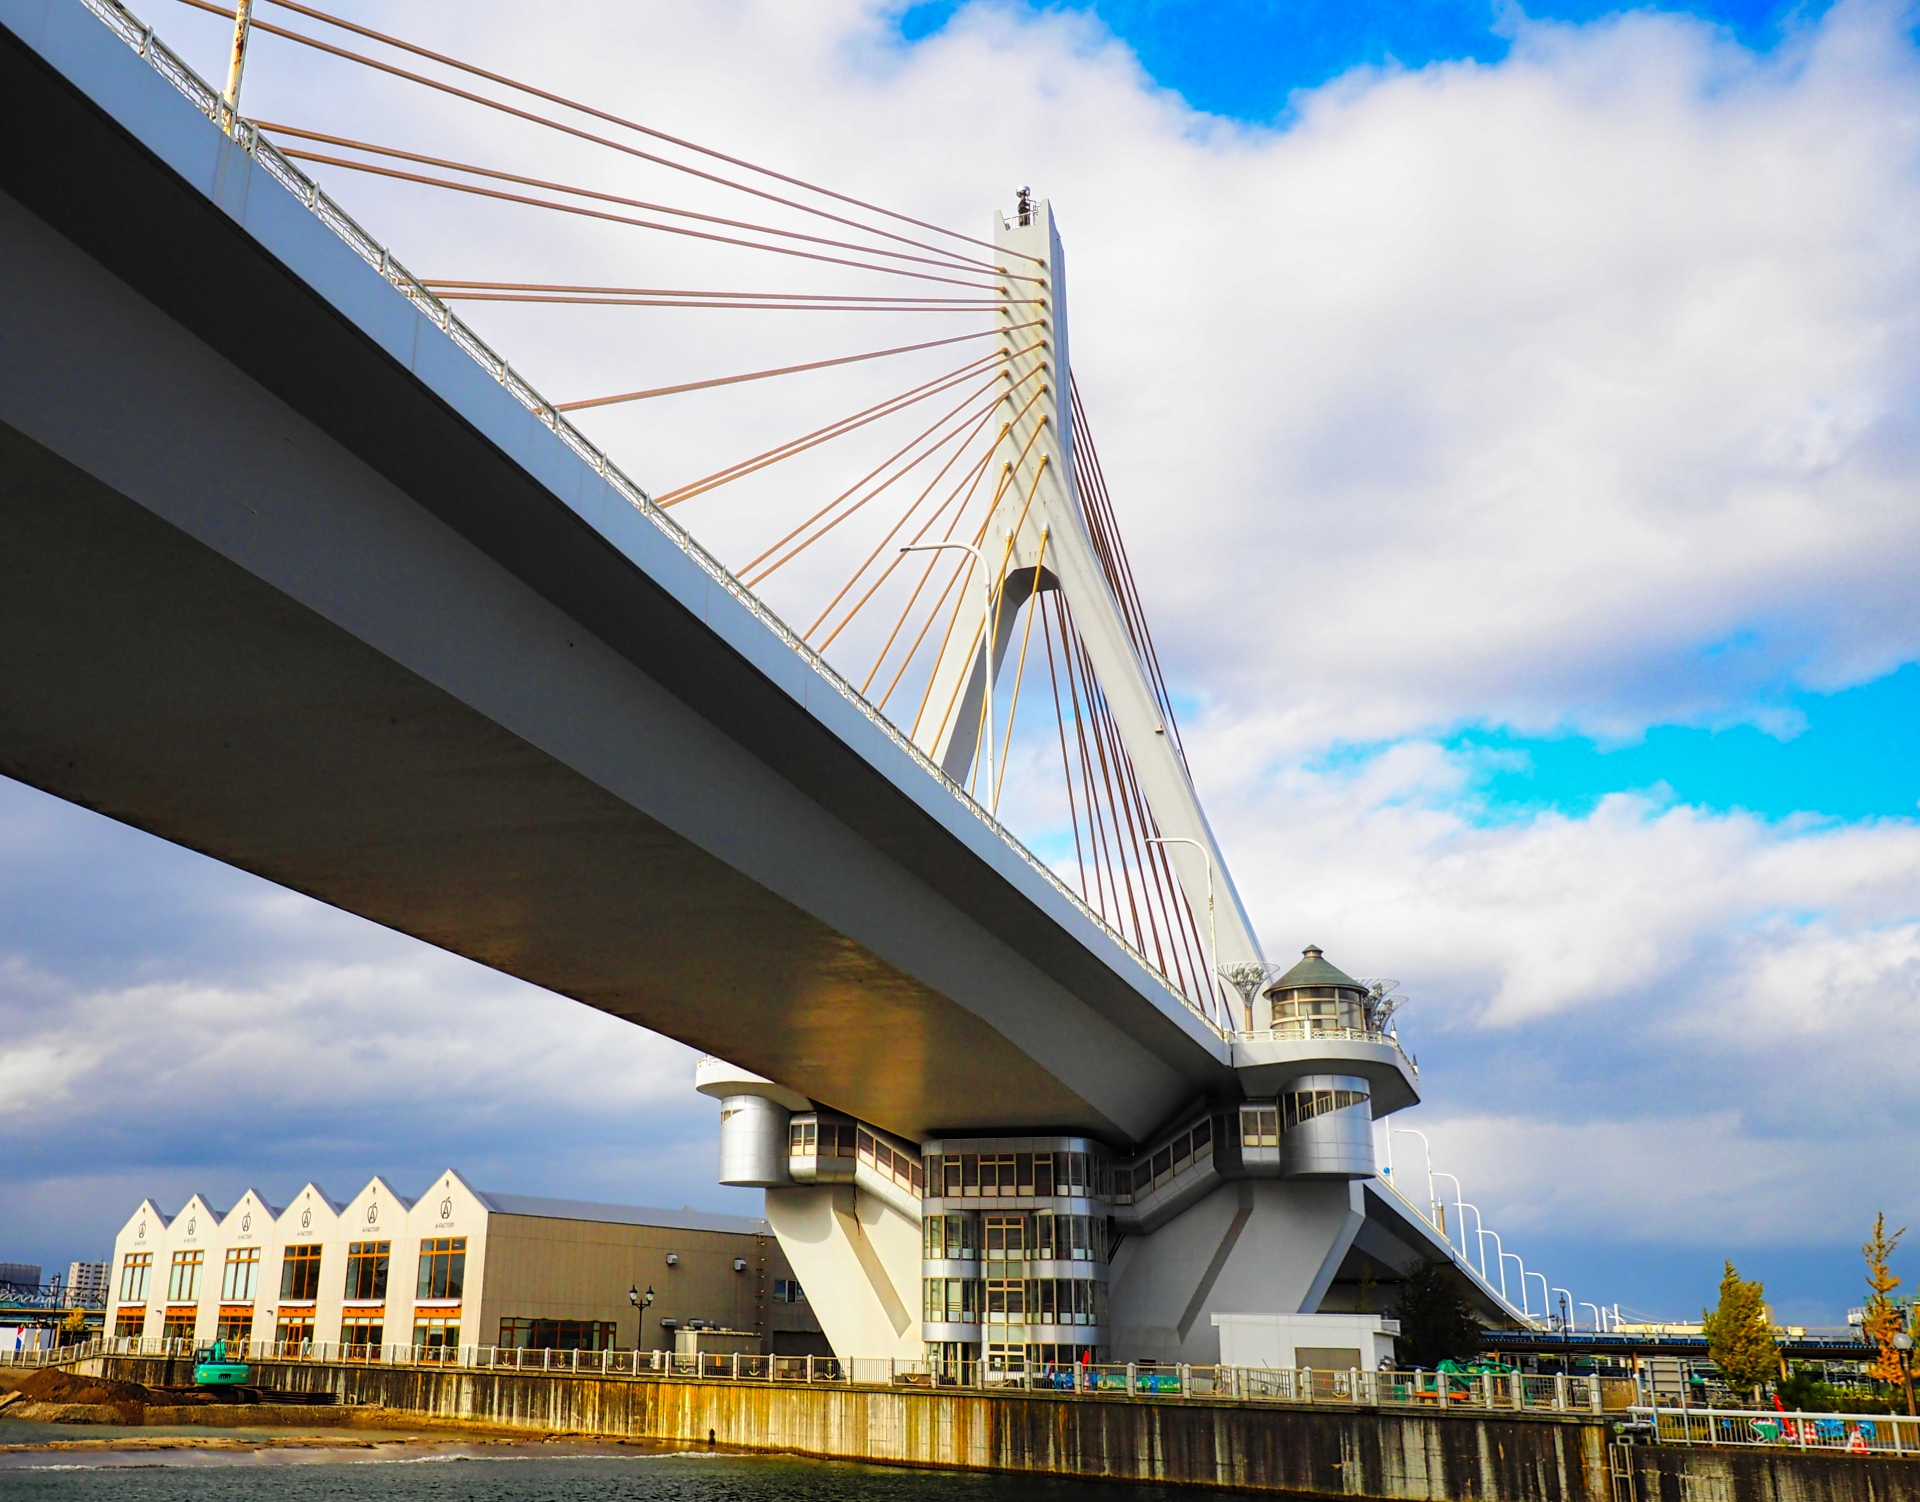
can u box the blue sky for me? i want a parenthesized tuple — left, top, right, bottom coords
(1434, 664, 1920, 823)
(4, 0, 1918, 1335)
(898, 0, 1832, 115)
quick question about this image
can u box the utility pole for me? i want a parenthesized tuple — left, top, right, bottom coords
(220, 0, 255, 134)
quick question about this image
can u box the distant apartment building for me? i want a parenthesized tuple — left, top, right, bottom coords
(105, 1171, 824, 1356)
(65, 1261, 109, 1306)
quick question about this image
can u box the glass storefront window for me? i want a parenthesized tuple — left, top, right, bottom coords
(344, 1241, 390, 1300)
(280, 1244, 322, 1301)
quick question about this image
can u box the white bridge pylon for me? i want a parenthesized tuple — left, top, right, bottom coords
(908, 199, 1265, 1020)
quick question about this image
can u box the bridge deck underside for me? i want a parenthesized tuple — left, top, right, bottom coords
(3, 416, 1089, 1135)
(0, 5, 1227, 1145)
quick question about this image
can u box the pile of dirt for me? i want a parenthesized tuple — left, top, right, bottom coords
(12, 1369, 156, 1406)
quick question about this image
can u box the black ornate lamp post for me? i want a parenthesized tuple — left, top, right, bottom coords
(628, 1284, 656, 1352)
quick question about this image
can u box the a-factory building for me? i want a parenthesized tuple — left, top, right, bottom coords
(104, 1170, 825, 1356)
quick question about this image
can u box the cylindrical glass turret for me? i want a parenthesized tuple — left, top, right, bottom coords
(1279, 1075, 1374, 1179)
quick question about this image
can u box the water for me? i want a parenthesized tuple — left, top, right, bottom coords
(0, 1434, 1265, 1500)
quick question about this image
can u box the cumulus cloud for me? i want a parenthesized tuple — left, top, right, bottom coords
(0, 778, 746, 1269)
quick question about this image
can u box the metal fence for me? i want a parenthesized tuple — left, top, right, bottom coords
(1632, 1407, 1920, 1457)
(15, 1337, 1633, 1412)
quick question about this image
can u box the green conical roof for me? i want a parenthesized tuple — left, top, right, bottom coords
(1266, 944, 1362, 993)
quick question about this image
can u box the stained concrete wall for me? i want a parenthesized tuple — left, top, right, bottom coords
(100, 1354, 1614, 1498)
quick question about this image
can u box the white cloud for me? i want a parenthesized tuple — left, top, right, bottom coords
(141, 0, 1920, 746)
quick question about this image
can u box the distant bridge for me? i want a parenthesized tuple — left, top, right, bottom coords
(1482, 1331, 1872, 1362)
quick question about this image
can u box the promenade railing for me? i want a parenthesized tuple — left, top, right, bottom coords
(56, 1337, 1637, 1413)
(1629, 1406, 1920, 1457)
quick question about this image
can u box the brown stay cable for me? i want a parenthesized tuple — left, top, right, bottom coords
(815, 442, 1000, 654)
(274, 148, 1003, 293)
(428, 293, 977, 312)
(992, 527, 1051, 810)
(743, 379, 1006, 587)
(426, 280, 1037, 306)
(177, 0, 1042, 279)
(905, 402, 1053, 740)
(259, 124, 997, 279)
(864, 443, 1004, 701)
(811, 371, 1047, 646)
(1041, 598, 1090, 902)
(658, 351, 1013, 507)
(808, 415, 1007, 644)
(247, 0, 1045, 266)
(561, 323, 1041, 412)
(1044, 599, 1090, 906)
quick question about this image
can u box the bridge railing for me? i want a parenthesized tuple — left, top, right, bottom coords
(64, 0, 1230, 1038)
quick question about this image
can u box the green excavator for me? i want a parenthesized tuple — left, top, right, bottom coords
(191, 1340, 253, 1393)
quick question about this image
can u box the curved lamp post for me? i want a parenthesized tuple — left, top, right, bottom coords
(1456, 1202, 1487, 1277)
(1525, 1271, 1550, 1328)
(1477, 1229, 1506, 1299)
(1501, 1252, 1526, 1314)
(1432, 1171, 1465, 1254)
(1390, 1127, 1437, 1229)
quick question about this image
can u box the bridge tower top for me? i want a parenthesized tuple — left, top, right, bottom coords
(909, 195, 1266, 1026)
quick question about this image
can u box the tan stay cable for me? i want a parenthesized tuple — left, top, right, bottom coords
(424, 280, 1038, 307)
(992, 527, 1050, 810)
(810, 369, 1047, 644)
(743, 381, 1006, 587)
(738, 377, 1005, 581)
(658, 353, 1008, 507)
(930, 452, 1049, 768)
(259, 124, 998, 279)
(176, 0, 1039, 279)
(905, 404, 1049, 738)
(807, 414, 1007, 644)
(248, 0, 1045, 266)
(274, 148, 1004, 293)
(865, 444, 1004, 701)
(560, 323, 1041, 412)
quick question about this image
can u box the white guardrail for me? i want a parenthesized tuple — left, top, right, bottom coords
(7, 1337, 1636, 1413)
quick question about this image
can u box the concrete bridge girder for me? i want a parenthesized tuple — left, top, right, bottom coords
(0, 0, 1238, 1145)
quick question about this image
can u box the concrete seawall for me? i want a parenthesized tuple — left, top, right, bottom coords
(89, 1357, 1917, 1501)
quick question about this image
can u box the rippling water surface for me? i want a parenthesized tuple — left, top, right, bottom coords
(0, 1439, 1265, 1501)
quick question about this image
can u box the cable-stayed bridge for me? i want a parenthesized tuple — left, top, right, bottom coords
(0, 0, 1523, 1369)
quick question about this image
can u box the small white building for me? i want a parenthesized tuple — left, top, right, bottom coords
(1211, 1312, 1400, 1371)
(105, 1170, 823, 1356)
